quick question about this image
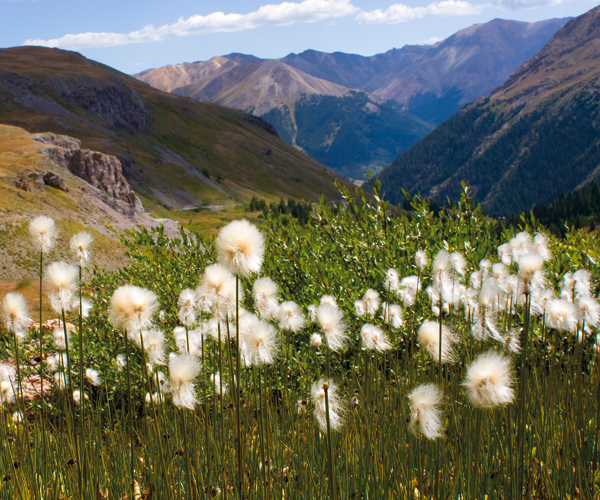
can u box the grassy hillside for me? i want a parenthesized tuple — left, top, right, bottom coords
(0, 47, 348, 209)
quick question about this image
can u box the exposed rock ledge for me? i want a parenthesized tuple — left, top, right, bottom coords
(33, 133, 143, 217)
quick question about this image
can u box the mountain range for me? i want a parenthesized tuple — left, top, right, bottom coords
(376, 4, 600, 215)
(135, 17, 568, 178)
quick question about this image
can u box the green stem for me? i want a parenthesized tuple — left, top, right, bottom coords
(324, 383, 335, 500)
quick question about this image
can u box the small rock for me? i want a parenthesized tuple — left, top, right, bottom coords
(15, 177, 31, 192)
(28, 172, 45, 185)
(43, 171, 68, 192)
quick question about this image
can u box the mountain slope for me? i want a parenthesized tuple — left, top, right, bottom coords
(377, 5, 600, 216)
(0, 46, 347, 211)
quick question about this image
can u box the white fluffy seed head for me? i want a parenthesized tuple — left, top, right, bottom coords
(246, 320, 280, 365)
(196, 264, 240, 318)
(546, 299, 577, 334)
(216, 219, 265, 278)
(415, 250, 428, 270)
(360, 324, 392, 352)
(498, 243, 512, 266)
(277, 301, 306, 333)
(384, 269, 400, 292)
(533, 233, 552, 261)
(464, 351, 515, 408)
(382, 303, 403, 330)
(178, 289, 197, 328)
(573, 269, 593, 299)
(109, 285, 159, 335)
(320, 295, 338, 307)
(70, 232, 93, 265)
(362, 289, 380, 318)
(311, 379, 344, 432)
(46, 262, 78, 313)
(1, 293, 32, 335)
(30, 215, 56, 253)
(398, 276, 420, 307)
(0, 380, 15, 405)
(449, 252, 466, 277)
(141, 329, 167, 365)
(310, 333, 322, 346)
(577, 295, 600, 330)
(354, 300, 366, 317)
(417, 320, 457, 363)
(253, 277, 280, 321)
(85, 368, 102, 387)
(408, 384, 444, 440)
(518, 253, 544, 281)
(116, 354, 126, 371)
(53, 327, 69, 351)
(316, 304, 348, 352)
(169, 354, 201, 409)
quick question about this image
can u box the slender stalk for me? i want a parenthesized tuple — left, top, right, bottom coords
(517, 293, 531, 499)
(235, 276, 244, 499)
(78, 265, 85, 496)
(38, 252, 48, 475)
(324, 383, 335, 500)
(124, 333, 135, 499)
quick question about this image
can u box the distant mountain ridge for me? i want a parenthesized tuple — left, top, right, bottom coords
(0, 46, 348, 213)
(135, 17, 568, 179)
(376, 5, 600, 216)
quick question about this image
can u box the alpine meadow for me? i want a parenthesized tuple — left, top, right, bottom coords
(3, 1, 600, 499)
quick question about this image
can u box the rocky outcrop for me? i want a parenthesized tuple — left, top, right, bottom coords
(33, 133, 143, 216)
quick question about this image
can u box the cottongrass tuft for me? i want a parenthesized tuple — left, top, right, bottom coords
(546, 299, 577, 334)
(169, 354, 201, 410)
(178, 289, 197, 328)
(384, 268, 400, 292)
(408, 383, 444, 440)
(115, 354, 126, 371)
(577, 295, 600, 332)
(73, 390, 89, 403)
(362, 289, 380, 318)
(417, 320, 457, 363)
(46, 261, 79, 313)
(0, 380, 15, 405)
(464, 350, 515, 408)
(381, 302, 403, 330)
(415, 250, 428, 270)
(52, 327, 69, 351)
(1, 292, 32, 337)
(398, 276, 420, 307)
(319, 295, 337, 307)
(277, 301, 306, 333)
(310, 333, 322, 346)
(360, 324, 392, 352)
(316, 303, 348, 352)
(70, 231, 93, 266)
(109, 285, 159, 335)
(85, 368, 102, 387)
(354, 300, 366, 317)
(246, 320, 280, 365)
(140, 329, 167, 365)
(29, 215, 57, 253)
(253, 277, 280, 321)
(216, 219, 265, 278)
(311, 379, 344, 432)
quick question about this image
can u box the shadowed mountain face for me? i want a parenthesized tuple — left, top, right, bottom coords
(134, 18, 567, 179)
(376, 5, 600, 216)
(0, 46, 350, 210)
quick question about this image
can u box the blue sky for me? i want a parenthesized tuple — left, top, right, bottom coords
(2, 0, 599, 74)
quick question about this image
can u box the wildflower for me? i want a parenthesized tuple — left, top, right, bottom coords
(174, 326, 204, 356)
(546, 299, 577, 334)
(381, 302, 403, 329)
(277, 301, 305, 333)
(510, 232, 533, 262)
(362, 289, 380, 318)
(320, 295, 337, 307)
(470, 271, 482, 291)
(146, 392, 164, 405)
(384, 269, 400, 292)
(116, 354, 126, 371)
(216, 219, 264, 278)
(360, 324, 392, 352)
(498, 243, 512, 266)
(503, 330, 521, 353)
(109, 285, 159, 336)
(479, 259, 492, 278)
(75, 298, 93, 318)
(560, 272, 575, 302)
(70, 232, 93, 266)
(573, 269, 593, 299)
(0, 364, 15, 383)
(310, 333, 322, 347)
(354, 300, 366, 317)
(246, 320, 280, 365)
(472, 279, 502, 341)
(169, 354, 201, 410)
(53, 327, 69, 350)
(73, 390, 89, 403)
(253, 277, 280, 321)
(85, 368, 102, 387)
(29, 215, 56, 253)
(576, 295, 600, 336)
(417, 320, 457, 363)
(415, 250, 428, 270)
(398, 276, 420, 307)
(1, 293, 32, 337)
(533, 233, 552, 261)
(297, 399, 307, 414)
(0, 380, 15, 405)
(530, 288, 554, 318)
(178, 289, 196, 328)
(196, 264, 240, 318)
(449, 252, 466, 277)
(464, 351, 515, 408)
(316, 303, 348, 352)
(53, 372, 68, 390)
(46, 261, 78, 313)
(517, 253, 545, 295)
(408, 384, 443, 440)
(311, 379, 344, 432)
(140, 329, 167, 365)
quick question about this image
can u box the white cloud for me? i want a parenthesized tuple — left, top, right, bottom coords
(24, 0, 358, 49)
(357, 1, 482, 24)
(493, 0, 564, 9)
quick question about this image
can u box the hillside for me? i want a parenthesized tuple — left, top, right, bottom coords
(0, 46, 347, 213)
(377, 5, 600, 216)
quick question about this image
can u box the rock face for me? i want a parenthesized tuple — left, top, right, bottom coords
(33, 133, 143, 216)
